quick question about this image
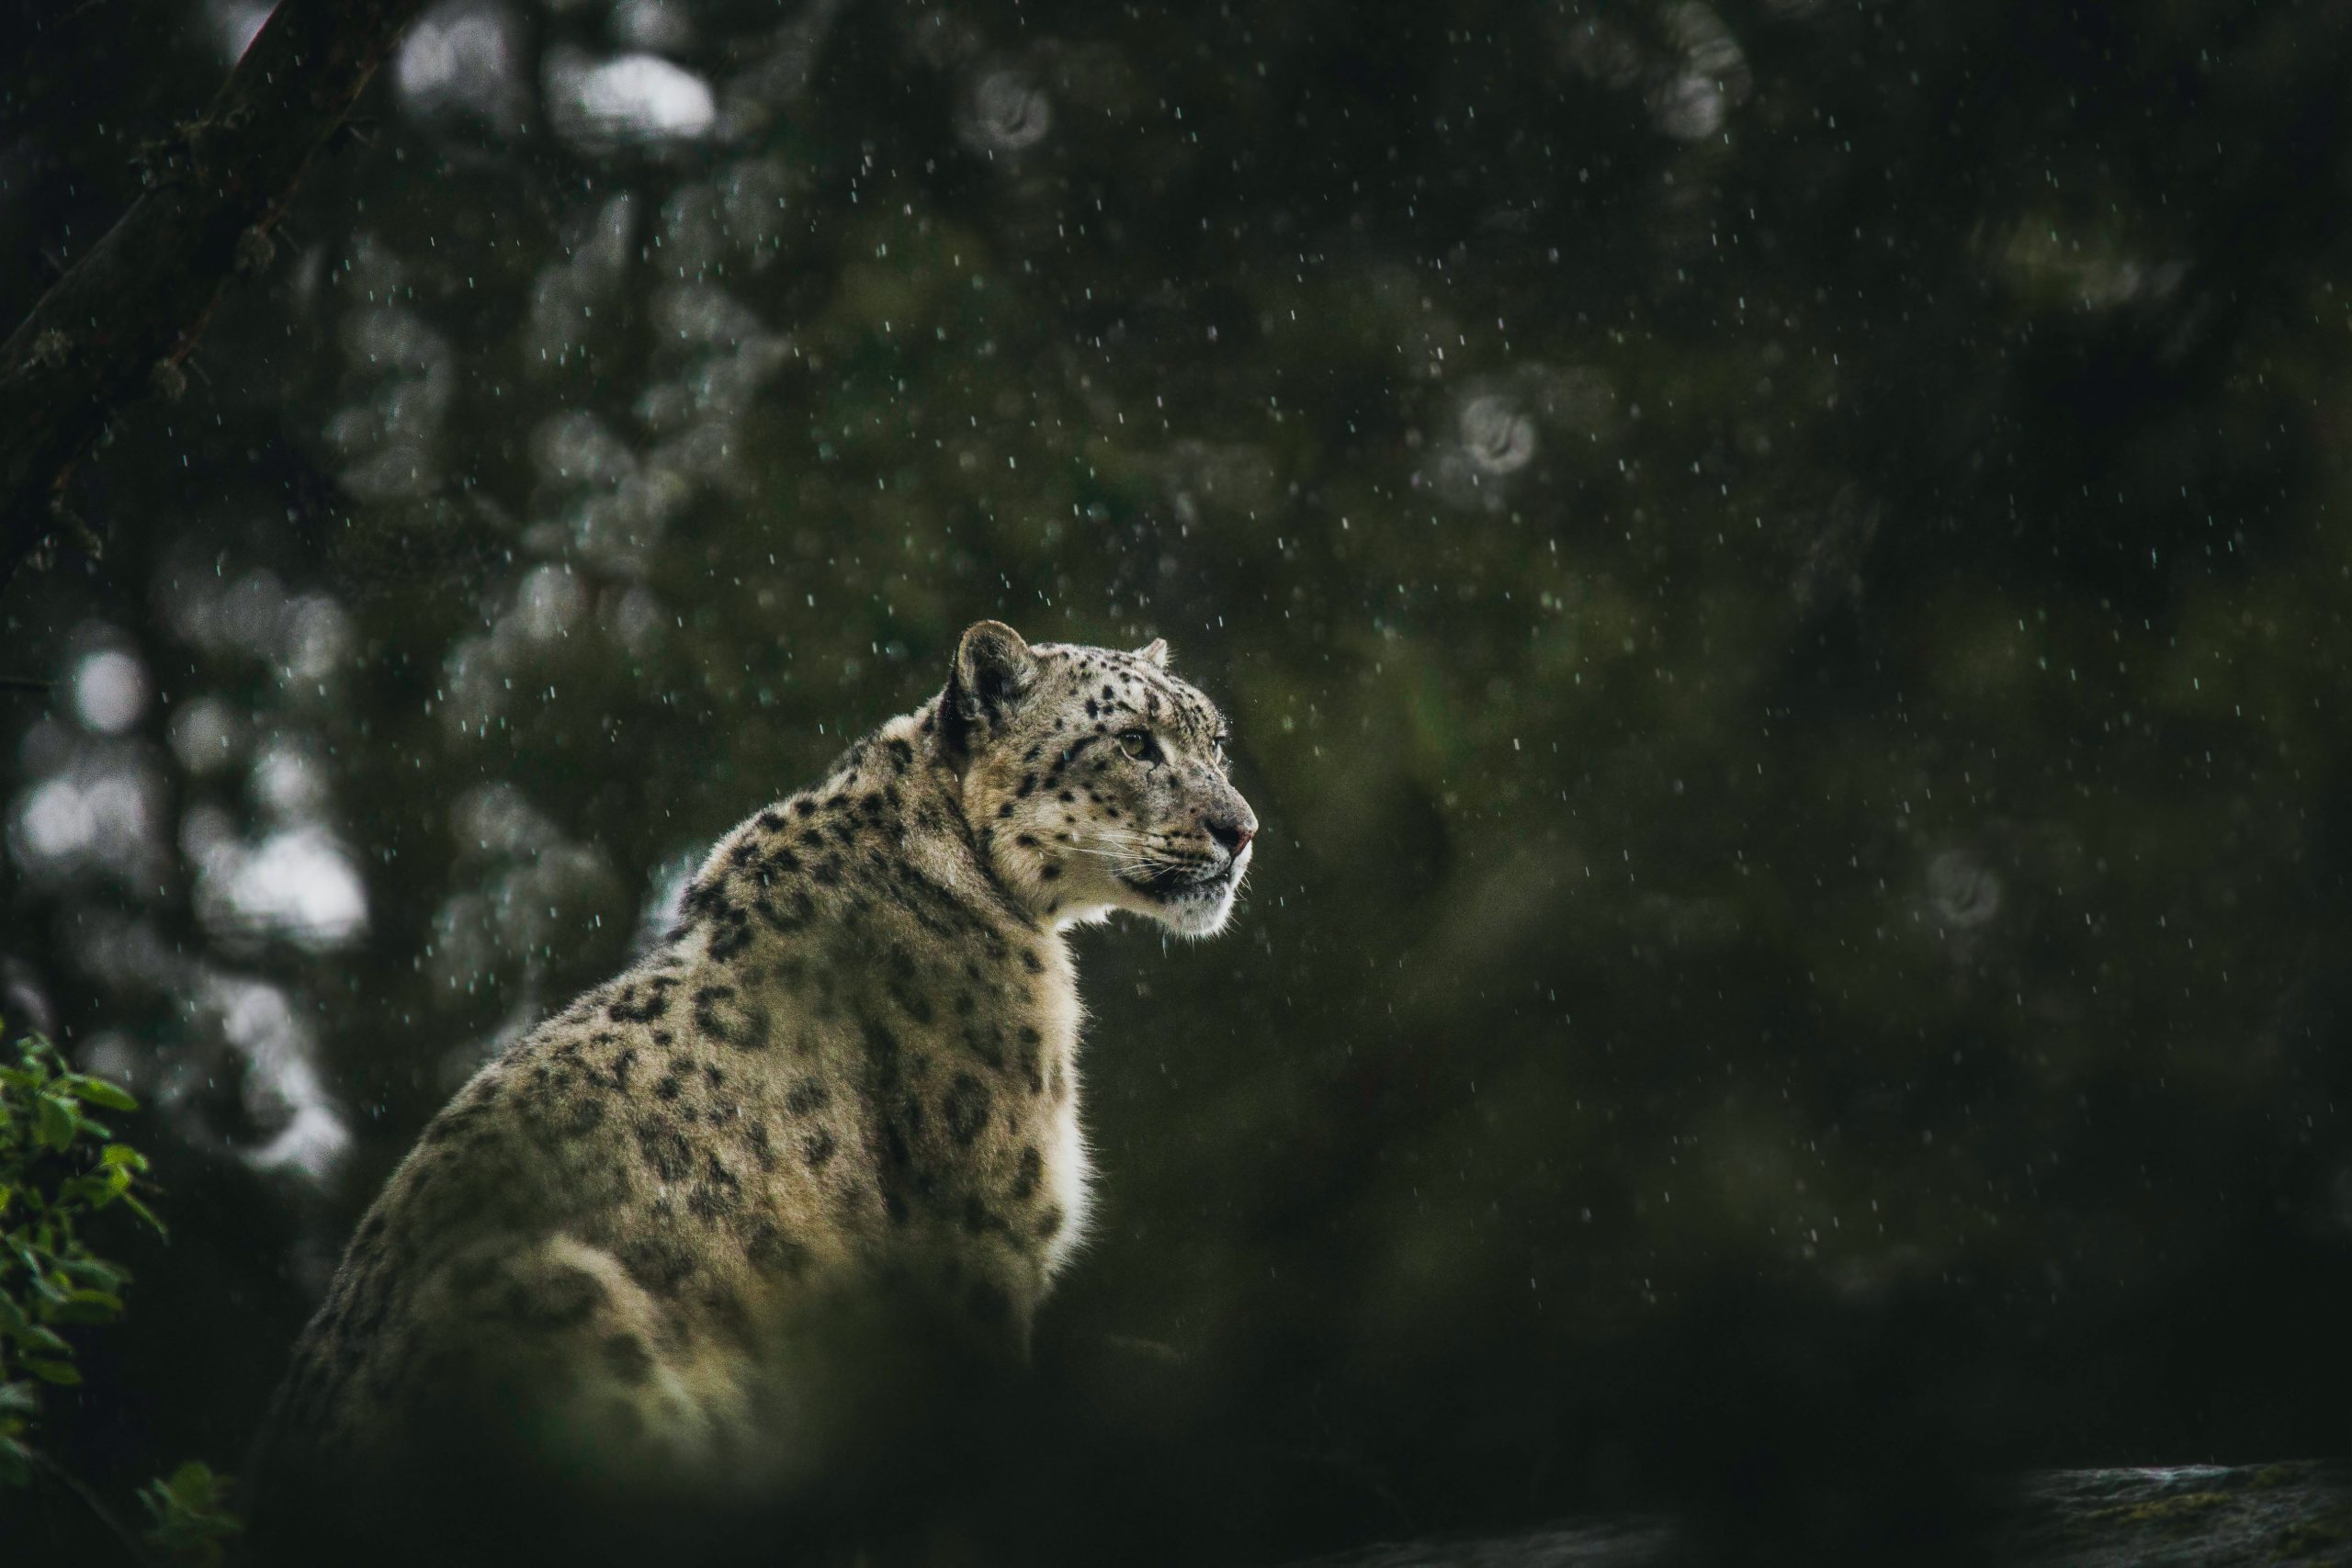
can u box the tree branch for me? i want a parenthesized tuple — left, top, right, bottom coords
(27, 1449, 157, 1567)
(0, 0, 429, 592)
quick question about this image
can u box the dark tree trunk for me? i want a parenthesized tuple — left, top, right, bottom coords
(0, 0, 427, 591)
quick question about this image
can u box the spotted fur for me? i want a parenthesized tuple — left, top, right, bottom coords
(248, 623, 1255, 1541)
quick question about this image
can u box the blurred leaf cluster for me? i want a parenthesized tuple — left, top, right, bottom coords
(138, 1460, 241, 1567)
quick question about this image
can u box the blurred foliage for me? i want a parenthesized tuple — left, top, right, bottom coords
(4, 0, 2352, 1562)
(138, 1460, 241, 1567)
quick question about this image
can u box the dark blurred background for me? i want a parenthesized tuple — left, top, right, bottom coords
(5, 0, 2352, 1561)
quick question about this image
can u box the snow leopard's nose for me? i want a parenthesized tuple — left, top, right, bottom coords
(1207, 813, 1256, 856)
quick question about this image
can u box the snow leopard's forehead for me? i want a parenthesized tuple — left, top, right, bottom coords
(1028, 642, 1227, 744)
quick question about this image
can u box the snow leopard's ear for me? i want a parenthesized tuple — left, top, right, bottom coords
(1136, 637, 1169, 670)
(947, 620, 1039, 740)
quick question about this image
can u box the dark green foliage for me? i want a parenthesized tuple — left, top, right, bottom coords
(0, 1026, 161, 1482)
(0, 1024, 239, 1557)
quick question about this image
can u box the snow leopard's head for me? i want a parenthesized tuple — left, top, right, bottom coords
(940, 621, 1256, 937)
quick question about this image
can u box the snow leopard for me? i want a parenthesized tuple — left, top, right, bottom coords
(248, 620, 1256, 1563)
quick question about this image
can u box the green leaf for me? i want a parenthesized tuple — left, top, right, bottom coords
(13, 1322, 72, 1355)
(54, 1255, 128, 1290)
(119, 1192, 166, 1236)
(43, 1289, 124, 1325)
(62, 1077, 138, 1111)
(0, 1381, 37, 1415)
(61, 1174, 121, 1207)
(32, 1094, 74, 1151)
(99, 1144, 151, 1172)
(23, 1357, 81, 1385)
(161, 1460, 221, 1503)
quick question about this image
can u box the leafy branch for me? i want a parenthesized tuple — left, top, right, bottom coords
(0, 1024, 240, 1563)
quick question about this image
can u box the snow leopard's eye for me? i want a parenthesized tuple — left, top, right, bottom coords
(1117, 728, 1159, 763)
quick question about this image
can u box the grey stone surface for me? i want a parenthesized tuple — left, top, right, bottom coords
(2005, 1461, 2352, 1568)
(1274, 1462, 2352, 1568)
